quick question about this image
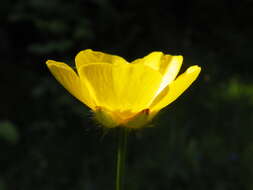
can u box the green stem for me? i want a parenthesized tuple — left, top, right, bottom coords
(116, 127, 128, 190)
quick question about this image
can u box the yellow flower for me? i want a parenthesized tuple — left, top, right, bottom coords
(46, 49, 201, 128)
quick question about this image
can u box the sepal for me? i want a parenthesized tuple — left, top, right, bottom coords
(124, 109, 151, 129)
(93, 107, 118, 128)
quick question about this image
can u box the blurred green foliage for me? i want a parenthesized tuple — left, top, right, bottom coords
(0, 121, 19, 144)
(0, 0, 252, 190)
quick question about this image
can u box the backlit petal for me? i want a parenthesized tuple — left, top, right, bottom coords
(156, 55, 183, 94)
(150, 65, 201, 111)
(132, 52, 183, 94)
(46, 60, 95, 109)
(79, 63, 163, 113)
(75, 49, 128, 72)
(131, 52, 163, 71)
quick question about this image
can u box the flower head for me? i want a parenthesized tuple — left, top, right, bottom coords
(46, 49, 201, 128)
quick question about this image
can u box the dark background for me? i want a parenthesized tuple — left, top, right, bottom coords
(0, 0, 253, 189)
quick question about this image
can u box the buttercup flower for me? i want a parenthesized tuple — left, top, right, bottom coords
(46, 49, 201, 128)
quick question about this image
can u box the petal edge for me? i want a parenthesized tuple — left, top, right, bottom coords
(46, 60, 95, 109)
(150, 65, 201, 111)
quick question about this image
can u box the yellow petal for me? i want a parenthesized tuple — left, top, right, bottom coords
(132, 52, 183, 94)
(131, 52, 163, 71)
(150, 65, 201, 111)
(46, 60, 95, 109)
(132, 52, 182, 78)
(156, 55, 183, 94)
(79, 63, 163, 113)
(75, 49, 128, 72)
